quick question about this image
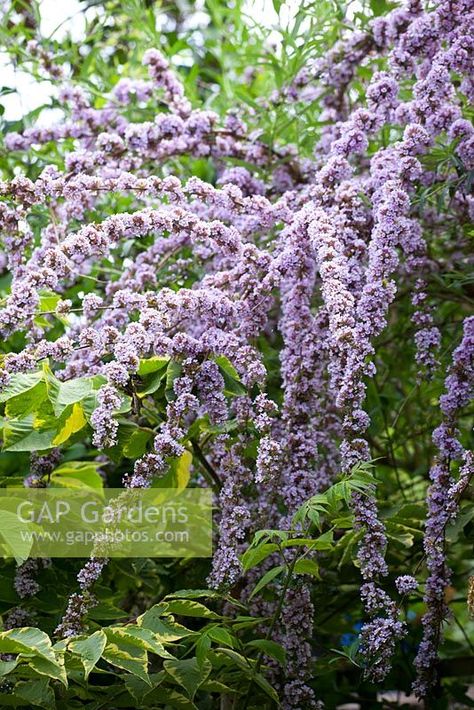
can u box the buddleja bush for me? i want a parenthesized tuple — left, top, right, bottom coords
(0, 0, 472, 707)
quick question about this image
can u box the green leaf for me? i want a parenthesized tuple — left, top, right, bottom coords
(0, 659, 18, 676)
(213, 647, 279, 701)
(253, 671, 279, 703)
(124, 672, 164, 704)
(26, 654, 68, 687)
(146, 686, 198, 709)
(108, 422, 152, 461)
(2, 416, 55, 452)
(293, 558, 320, 579)
(138, 356, 170, 376)
(212, 647, 249, 669)
(152, 451, 192, 491)
(246, 639, 286, 665)
(0, 574, 21, 603)
(386, 522, 415, 547)
(38, 291, 61, 314)
(51, 377, 94, 416)
(213, 356, 240, 381)
(164, 599, 220, 619)
(69, 630, 107, 679)
(0, 628, 58, 665)
(163, 589, 226, 601)
(241, 543, 279, 572)
(165, 361, 183, 402)
(136, 369, 167, 398)
(15, 677, 55, 708)
(446, 505, 474, 543)
(195, 633, 212, 666)
(282, 530, 334, 551)
(163, 658, 211, 699)
(0, 372, 44, 403)
(214, 356, 246, 396)
(200, 679, 235, 694)
(102, 628, 151, 683)
(5, 381, 47, 419)
(249, 565, 285, 600)
(137, 356, 169, 397)
(122, 427, 153, 458)
(41, 363, 60, 404)
(0, 510, 35, 564)
(111, 626, 175, 659)
(370, 0, 389, 16)
(231, 615, 267, 632)
(52, 402, 87, 445)
(87, 601, 128, 621)
(206, 626, 236, 648)
(137, 606, 195, 642)
(336, 530, 362, 570)
(50, 461, 104, 490)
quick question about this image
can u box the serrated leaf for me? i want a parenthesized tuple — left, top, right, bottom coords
(0, 628, 58, 665)
(206, 626, 236, 648)
(102, 628, 151, 683)
(241, 543, 279, 572)
(26, 654, 68, 687)
(163, 658, 211, 699)
(5, 381, 47, 419)
(69, 630, 107, 679)
(111, 626, 175, 659)
(0, 372, 44, 403)
(3, 416, 56, 452)
(249, 565, 284, 600)
(137, 606, 195, 641)
(15, 677, 55, 708)
(51, 377, 94, 416)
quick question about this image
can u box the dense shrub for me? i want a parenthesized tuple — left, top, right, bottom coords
(0, 0, 472, 707)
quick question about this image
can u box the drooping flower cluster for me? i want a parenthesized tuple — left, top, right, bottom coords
(413, 319, 474, 698)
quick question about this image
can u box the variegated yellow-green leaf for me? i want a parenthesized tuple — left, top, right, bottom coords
(52, 403, 87, 446)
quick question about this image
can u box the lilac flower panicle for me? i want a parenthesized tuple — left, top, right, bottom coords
(395, 575, 418, 595)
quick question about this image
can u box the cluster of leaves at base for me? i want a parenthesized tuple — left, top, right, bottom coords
(0, 465, 398, 709)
